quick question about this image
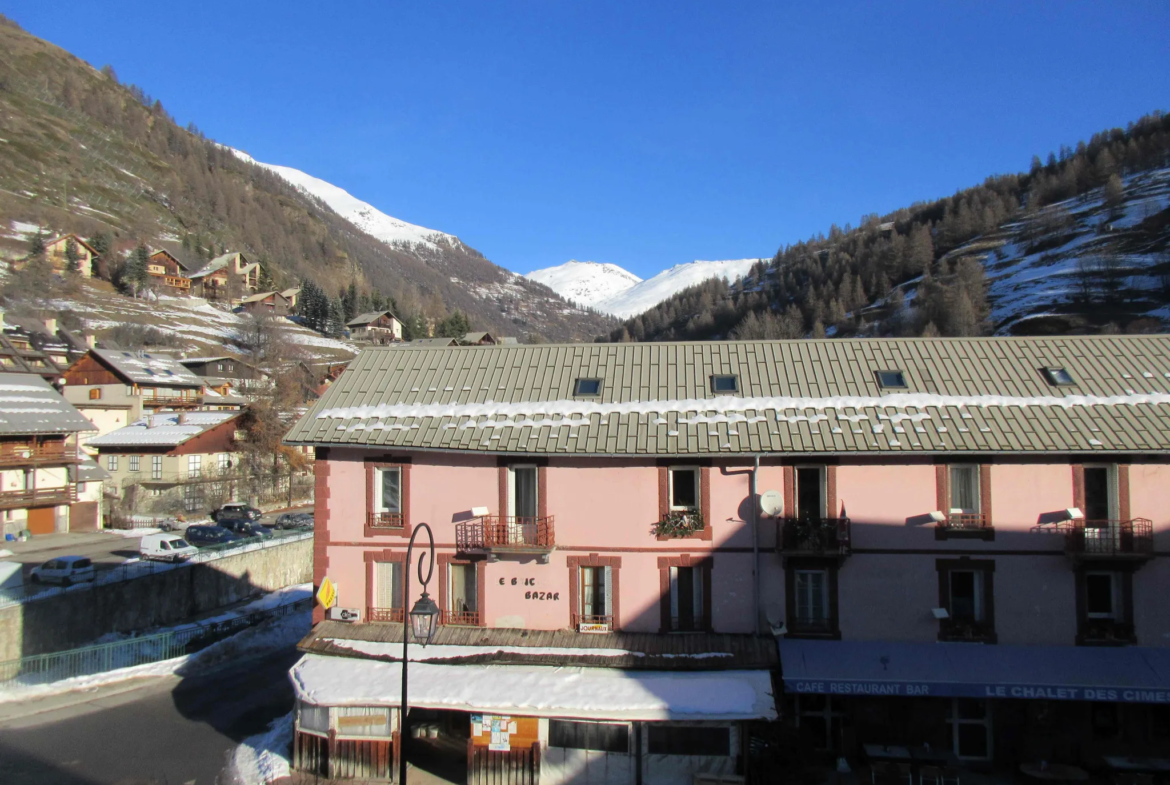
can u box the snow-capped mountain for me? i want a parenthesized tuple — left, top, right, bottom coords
(527, 257, 765, 318)
(525, 261, 643, 309)
(231, 149, 460, 252)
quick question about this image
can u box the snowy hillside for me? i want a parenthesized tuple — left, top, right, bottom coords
(231, 149, 460, 252)
(524, 261, 642, 308)
(528, 258, 765, 318)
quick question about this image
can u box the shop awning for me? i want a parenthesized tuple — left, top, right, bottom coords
(290, 654, 778, 721)
(779, 639, 1170, 704)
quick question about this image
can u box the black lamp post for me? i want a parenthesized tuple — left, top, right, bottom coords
(400, 522, 437, 785)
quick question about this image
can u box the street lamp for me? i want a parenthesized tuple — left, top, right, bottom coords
(400, 521, 437, 785)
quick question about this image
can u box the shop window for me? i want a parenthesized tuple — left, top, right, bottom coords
(795, 467, 826, 520)
(794, 695, 845, 751)
(334, 706, 392, 738)
(298, 702, 329, 734)
(947, 699, 992, 760)
(1091, 703, 1120, 739)
(549, 720, 629, 753)
(669, 467, 699, 510)
(647, 725, 731, 757)
(509, 465, 538, 519)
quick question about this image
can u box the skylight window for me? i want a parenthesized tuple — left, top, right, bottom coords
(1042, 367, 1076, 386)
(574, 378, 602, 396)
(875, 370, 908, 389)
(710, 375, 739, 394)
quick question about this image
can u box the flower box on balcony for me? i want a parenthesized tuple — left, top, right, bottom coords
(653, 510, 704, 539)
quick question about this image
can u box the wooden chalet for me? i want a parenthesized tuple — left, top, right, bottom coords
(147, 250, 192, 294)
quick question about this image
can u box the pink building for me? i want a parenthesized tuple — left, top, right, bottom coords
(284, 336, 1170, 782)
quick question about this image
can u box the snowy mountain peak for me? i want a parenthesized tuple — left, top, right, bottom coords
(230, 149, 460, 252)
(525, 260, 643, 308)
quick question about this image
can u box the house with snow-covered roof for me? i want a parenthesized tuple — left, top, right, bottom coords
(345, 310, 402, 344)
(188, 251, 261, 300)
(283, 335, 1170, 780)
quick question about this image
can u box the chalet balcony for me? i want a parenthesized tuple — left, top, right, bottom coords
(936, 512, 995, 540)
(367, 511, 406, 531)
(778, 517, 851, 557)
(938, 618, 996, 643)
(441, 610, 481, 627)
(455, 515, 555, 562)
(141, 394, 204, 408)
(367, 607, 403, 623)
(0, 485, 78, 509)
(1061, 519, 1154, 561)
(0, 442, 77, 468)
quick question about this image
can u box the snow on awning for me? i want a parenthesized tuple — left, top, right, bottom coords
(289, 654, 777, 721)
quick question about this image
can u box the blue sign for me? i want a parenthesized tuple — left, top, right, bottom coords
(785, 679, 1170, 704)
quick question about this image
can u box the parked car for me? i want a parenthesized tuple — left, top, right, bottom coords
(30, 556, 96, 586)
(212, 502, 261, 522)
(139, 533, 199, 562)
(219, 519, 273, 539)
(182, 525, 243, 548)
(275, 512, 314, 530)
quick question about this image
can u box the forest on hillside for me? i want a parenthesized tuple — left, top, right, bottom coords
(604, 111, 1170, 343)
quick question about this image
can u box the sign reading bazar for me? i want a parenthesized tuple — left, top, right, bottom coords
(786, 680, 1170, 704)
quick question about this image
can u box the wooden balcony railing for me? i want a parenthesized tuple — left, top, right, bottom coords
(0, 485, 78, 509)
(441, 609, 481, 627)
(572, 613, 613, 632)
(779, 517, 852, 555)
(455, 515, 555, 555)
(1061, 519, 1153, 558)
(0, 443, 75, 467)
(368, 607, 404, 623)
(938, 618, 996, 643)
(141, 394, 203, 408)
(367, 511, 405, 530)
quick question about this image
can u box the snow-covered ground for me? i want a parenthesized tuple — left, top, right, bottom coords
(227, 711, 293, 785)
(231, 148, 461, 253)
(526, 257, 766, 318)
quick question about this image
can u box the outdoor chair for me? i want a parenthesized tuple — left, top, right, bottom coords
(940, 766, 961, 785)
(896, 763, 914, 785)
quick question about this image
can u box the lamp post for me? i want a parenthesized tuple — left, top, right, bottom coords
(400, 522, 438, 785)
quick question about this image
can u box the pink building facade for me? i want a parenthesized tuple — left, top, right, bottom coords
(286, 337, 1170, 782)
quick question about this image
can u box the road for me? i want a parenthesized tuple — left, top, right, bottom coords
(0, 648, 302, 785)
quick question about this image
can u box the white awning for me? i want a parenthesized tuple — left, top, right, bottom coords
(290, 654, 777, 722)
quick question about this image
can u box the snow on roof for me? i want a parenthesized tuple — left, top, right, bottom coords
(73, 456, 111, 482)
(92, 349, 204, 387)
(88, 411, 237, 448)
(0, 373, 96, 435)
(290, 654, 776, 721)
(346, 311, 396, 327)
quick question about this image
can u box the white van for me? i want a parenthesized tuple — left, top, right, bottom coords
(139, 533, 199, 563)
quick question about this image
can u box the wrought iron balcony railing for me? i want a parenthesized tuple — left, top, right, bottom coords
(367, 511, 405, 531)
(441, 609, 481, 627)
(572, 613, 613, 632)
(779, 517, 851, 555)
(367, 607, 403, 623)
(455, 515, 555, 557)
(938, 617, 996, 643)
(1060, 518, 1153, 558)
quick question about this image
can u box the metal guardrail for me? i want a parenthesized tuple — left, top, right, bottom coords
(0, 529, 313, 609)
(0, 597, 311, 685)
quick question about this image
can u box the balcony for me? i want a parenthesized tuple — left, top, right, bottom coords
(141, 394, 203, 408)
(938, 618, 996, 643)
(571, 613, 613, 633)
(1060, 519, 1154, 561)
(0, 485, 78, 509)
(367, 511, 406, 532)
(0, 443, 76, 468)
(441, 609, 481, 627)
(936, 512, 994, 540)
(779, 517, 851, 557)
(368, 607, 403, 623)
(455, 515, 555, 562)
(1080, 619, 1136, 646)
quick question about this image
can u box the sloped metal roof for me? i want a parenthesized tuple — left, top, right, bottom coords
(283, 336, 1170, 456)
(0, 373, 96, 435)
(91, 349, 204, 387)
(89, 411, 237, 448)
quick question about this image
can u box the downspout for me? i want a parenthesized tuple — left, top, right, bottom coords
(752, 455, 760, 635)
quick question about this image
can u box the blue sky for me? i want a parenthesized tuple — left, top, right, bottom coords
(8, 1, 1170, 278)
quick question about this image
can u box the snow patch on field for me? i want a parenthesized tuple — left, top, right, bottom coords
(227, 711, 293, 785)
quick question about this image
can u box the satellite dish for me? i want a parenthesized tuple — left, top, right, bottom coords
(759, 490, 783, 517)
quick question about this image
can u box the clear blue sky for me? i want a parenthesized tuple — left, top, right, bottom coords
(7, 1, 1169, 278)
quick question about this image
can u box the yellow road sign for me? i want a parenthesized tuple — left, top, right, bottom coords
(316, 577, 337, 609)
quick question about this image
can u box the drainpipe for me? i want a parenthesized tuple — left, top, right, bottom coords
(752, 455, 760, 635)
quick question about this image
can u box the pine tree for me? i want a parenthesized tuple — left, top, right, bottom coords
(327, 297, 345, 338)
(28, 231, 46, 258)
(341, 281, 359, 321)
(64, 236, 81, 274)
(126, 243, 149, 294)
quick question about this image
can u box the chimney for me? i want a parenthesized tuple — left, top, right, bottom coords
(177, 413, 187, 425)
(43, 318, 57, 335)
(85, 334, 96, 349)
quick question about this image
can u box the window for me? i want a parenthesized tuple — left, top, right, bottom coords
(1043, 367, 1076, 386)
(509, 465, 538, 519)
(372, 561, 403, 619)
(937, 559, 995, 642)
(795, 695, 845, 751)
(216, 363, 224, 372)
(1085, 572, 1120, 619)
(151, 455, 162, 480)
(187, 454, 202, 479)
(875, 370, 907, 389)
(647, 725, 731, 757)
(1083, 466, 1116, 522)
(183, 484, 204, 512)
(374, 467, 401, 513)
(947, 699, 992, 760)
(129, 456, 140, 472)
(950, 466, 980, 514)
(106, 455, 118, 471)
(447, 563, 478, 624)
(949, 571, 984, 623)
(218, 453, 230, 472)
(794, 569, 830, 632)
(573, 378, 602, 396)
(1077, 568, 1133, 645)
(669, 565, 706, 632)
(549, 720, 629, 753)
(710, 375, 739, 394)
(580, 565, 611, 623)
(669, 467, 698, 510)
(89, 388, 102, 400)
(795, 466, 825, 520)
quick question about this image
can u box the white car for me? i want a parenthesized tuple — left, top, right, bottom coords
(139, 533, 199, 563)
(30, 555, 96, 586)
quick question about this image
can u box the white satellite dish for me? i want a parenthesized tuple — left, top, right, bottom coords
(759, 490, 783, 517)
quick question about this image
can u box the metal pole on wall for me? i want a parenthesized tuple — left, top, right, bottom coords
(400, 522, 438, 785)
